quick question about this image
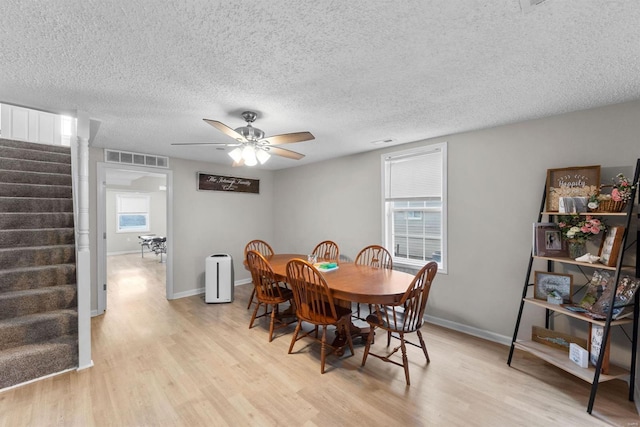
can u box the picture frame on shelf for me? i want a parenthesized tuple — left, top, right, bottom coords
(533, 222, 568, 257)
(598, 226, 625, 267)
(546, 165, 600, 212)
(534, 271, 573, 303)
(531, 325, 587, 354)
(589, 324, 610, 374)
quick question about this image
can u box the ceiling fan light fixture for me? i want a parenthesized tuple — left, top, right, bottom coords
(228, 147, 243, 163)
(256, 148, 271, 164)
(242, 145, 258, 166)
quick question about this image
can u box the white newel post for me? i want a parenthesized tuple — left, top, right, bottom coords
(76, 111, 93, 370)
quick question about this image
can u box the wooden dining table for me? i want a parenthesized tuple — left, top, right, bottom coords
(260, 253, 416, 347)
(264, 254, 414, 305)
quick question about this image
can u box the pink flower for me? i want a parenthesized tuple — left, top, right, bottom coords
(581, 225, 590, 233)
(611, 188, 622, 202)
(591, 225, 600, 234)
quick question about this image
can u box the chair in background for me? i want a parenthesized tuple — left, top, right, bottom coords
(246, 250, 296, 342)
(311, 240, 339, 262)
(244, 240, 275, 309)
(354, 245, 393, 318)
(361, 261, 438, 385)
(286, 258, 354, 374)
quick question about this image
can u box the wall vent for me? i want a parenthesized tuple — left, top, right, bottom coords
(104, 149, 169, 168)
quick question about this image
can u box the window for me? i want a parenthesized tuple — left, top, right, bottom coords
(382, 143, 447, 272)
(116, 193, 150, 233)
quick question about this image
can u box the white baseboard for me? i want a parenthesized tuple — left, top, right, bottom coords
(77, 360, 94, 371)
(424, 314, 512, 346)
(172, 287, 205, 299)
(170, 279, 252, 300)
(106, 250, 140, 256)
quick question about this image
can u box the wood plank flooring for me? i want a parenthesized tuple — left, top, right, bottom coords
(0, 253, 638, 426)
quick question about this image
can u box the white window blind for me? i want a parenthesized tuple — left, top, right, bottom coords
(382, 143, 447, 272)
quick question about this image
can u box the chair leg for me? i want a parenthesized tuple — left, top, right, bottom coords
(268, 304, 277, 342)
(361, 326, 375, 366)
(343, 320, 355, 357)
(288, 320, 303, 354)
(247, 287, 256, 309)
(416, 329, 430, 363)
(387, 330, 391, 347)
(248, 301, 261, 329)
(399, 333, 410, 386)
(356, 302, 361, 319)
(320, 325, 327, 374)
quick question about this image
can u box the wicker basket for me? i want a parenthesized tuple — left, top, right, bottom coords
(596, 199, 626, 212)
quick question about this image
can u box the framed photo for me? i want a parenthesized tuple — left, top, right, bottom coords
(533, 223, 568, 257)
(598, 226, 624, 267)
(534, 271, 573, 302)
(589, 324, 610, 374)
(546, 165, 600, 212)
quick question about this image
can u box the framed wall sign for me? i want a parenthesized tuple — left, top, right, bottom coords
(598, 226, 624, 267)
(197, 172, 260, 194)
(546, 165, 600, 212)
(534, 271, 573, 302)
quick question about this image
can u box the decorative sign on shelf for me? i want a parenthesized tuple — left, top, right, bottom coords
(545, 165, 600, 212)
(197, 172, 260, 194)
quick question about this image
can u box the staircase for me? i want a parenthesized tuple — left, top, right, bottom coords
(0, 138, 78, 389)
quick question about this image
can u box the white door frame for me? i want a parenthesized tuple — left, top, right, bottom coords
(96, 162, 174, 314)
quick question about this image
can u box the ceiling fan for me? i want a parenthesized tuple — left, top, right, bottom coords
(172, 111, 314, 166)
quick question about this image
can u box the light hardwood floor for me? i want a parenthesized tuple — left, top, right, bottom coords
(0, 253, 638, 426)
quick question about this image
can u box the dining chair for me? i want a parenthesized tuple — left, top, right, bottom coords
(286, 258, 354, 374)
(361, 261, 438, 385)
(311, 240, 339, 262)
(244, 240, 275, 309)
(354, 245, 393, 319)
(246, 250, 296, 342)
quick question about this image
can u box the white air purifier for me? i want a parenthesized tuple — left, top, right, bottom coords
(205, 254, 234, 303)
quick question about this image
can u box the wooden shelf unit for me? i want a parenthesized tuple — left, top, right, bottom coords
(508, 159, 640, 415)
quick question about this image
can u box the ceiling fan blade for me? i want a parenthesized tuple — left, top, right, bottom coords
(267, 146, 305, 160)
(203, 119, 248, 142)
(171, 142, 240, 146)
(263, 131, 315, 145)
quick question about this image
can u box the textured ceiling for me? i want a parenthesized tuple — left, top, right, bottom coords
(1, 1, 640, 170)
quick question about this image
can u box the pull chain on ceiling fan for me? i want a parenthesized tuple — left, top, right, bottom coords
(172, 111, 315, 166)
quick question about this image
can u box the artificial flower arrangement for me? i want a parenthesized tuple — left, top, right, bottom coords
(557, 215, 605, 243)
(588, 173, 637, 211)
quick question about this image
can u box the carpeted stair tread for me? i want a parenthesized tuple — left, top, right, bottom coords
(0, 197, 73, 213)
(0, 212, 74, 229)
(0, 264, 76, 292)
(0, 310, 77, 351)
(0, 244, 76, 268)
(0, 158, 71, 175)
(0, 145, 71, 164)
(0, 285, 77, 320)
(0, 182, 72, 198)
(0, 335, 78, 389)
(0, 228, 75, 248)
(0, 169, 71, 186)
(0, 138, 71, 155)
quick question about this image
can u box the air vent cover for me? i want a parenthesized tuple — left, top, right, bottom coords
(104, 149, 169, 168)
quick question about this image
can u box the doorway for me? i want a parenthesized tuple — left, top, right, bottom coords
(96, 162, 173, 315)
